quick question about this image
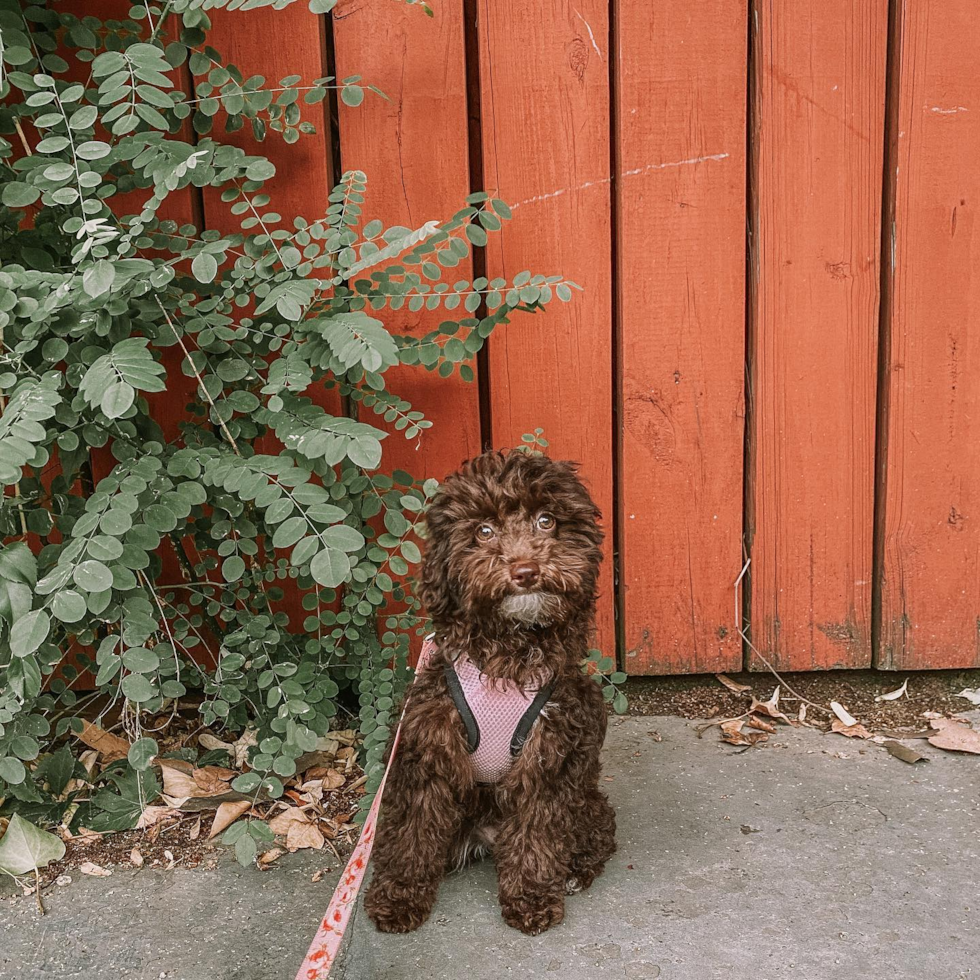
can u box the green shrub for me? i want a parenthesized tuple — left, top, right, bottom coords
(0, 0, 579, 839)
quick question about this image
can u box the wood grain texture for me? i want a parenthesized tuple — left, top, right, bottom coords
(617, 1, 747, 675)
(877, 0, 980, 669)
(478, 0, 615, 656)
(332, 0, 480, 482)
(748, 0, 887, 670)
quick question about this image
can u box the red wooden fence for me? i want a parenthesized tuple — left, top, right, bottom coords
(72, 0, 980, 674)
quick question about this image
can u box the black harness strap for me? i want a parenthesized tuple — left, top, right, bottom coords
(443, 663, 480, 753)
(510, 680, 556, 756)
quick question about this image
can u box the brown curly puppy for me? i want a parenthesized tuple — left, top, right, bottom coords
(364, 450, 616, 936)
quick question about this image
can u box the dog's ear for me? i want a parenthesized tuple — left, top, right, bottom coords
(419, 506, 458, 624)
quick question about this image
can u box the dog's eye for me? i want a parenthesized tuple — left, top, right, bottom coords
(476, 524, 495, 542)
(536, 513, 556, 531)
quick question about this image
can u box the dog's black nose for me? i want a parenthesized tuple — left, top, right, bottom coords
(509, 561, 540, 588)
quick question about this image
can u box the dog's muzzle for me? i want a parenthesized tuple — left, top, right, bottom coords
(499, 591, 560, 625)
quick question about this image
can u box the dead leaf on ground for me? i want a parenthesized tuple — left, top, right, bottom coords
(747, 715, 776, 734)
(715, 673, 752, 694)
(192, 765, 237, 794)
(198, 732, 234, 754)
(159, 759, 248, 810)
(928, 717, 980, 755)
(188, 816, 202, 841)
(830, 702, 859, 728)
(130, 848, 144, 868)
(720, 718, 769, 747)
(231, 730, 258, 769)
(956, 688, 980, 707)
(875, 678, 909, 702)
(831, 718, 874, 740)
(268, 806, 310, 836)
(749, 687, 791, 724)
(882, 740, 928, 765)
(209, 800, 253, 840)
(286, 820, 324, 853)
(321, 769, 346, 791)
(59, 826, 102, 845)
(76, 721, 129, 764)
(79, 861, 112, 877)
(136, 805, 178, 830)
(258, 847, 286, 869)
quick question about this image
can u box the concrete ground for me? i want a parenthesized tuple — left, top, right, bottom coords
(2, 715, 978, 980)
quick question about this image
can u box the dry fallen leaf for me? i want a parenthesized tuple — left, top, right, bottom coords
(286, 820, 324, 852)
(875, 678, 909, 702)
(269, 806, 311, 835)
(928, 717, 980, 755)
(882, 740, 928, 765)
(831, 718, 874, 740)
(159, 759, 249, 810)
(721, 718, 769, 747)
(209, 800, 253, 840)
(258, 847, 286, 869)
(715, 673, 752, 694)
(76, 721, 129, 764)
(321, 769, 346, 791)
(231, 729, 259, 769)
(59, 826, 102, 845)
(79, 862, 112, 878)
(830, 701, 859, 728)
(136, 806, 178, 830)
(192, 765, 236, 795)
(198, 732, 234, 754)
(749, 687, 791, 724)
(188, 815, 202, 841)
(130, 848, 144, 868)
(955, 688, 980, 707)
(747, 715, 776, 734)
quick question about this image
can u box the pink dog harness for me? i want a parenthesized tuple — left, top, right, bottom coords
(422, 635, 555, 783)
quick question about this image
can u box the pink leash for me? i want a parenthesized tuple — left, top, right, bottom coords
(293, 637, 435, 980)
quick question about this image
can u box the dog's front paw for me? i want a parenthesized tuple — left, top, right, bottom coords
(364, 881, 435, 934)
(366, 900, 432, 934)
(501, 896, 565, 936)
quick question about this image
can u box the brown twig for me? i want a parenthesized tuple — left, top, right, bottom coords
(14, 118, 32, 157)
(733, 557, 832, 717)
(155, 298, 241, 456)
(34, 867, 45, 915)
(695, 711, 752, 738)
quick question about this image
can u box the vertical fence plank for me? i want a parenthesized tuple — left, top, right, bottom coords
(332, 0, 479, 482)
(617, 2, 747, 674)
(478, 0, 615, 656)
(877, 0, 980, 670)
(748, 0, 887, 670)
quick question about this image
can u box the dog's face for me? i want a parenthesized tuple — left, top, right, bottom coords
(421, 451, 603, 629)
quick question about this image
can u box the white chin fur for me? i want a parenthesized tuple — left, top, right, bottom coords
(499, 592, 559, 625)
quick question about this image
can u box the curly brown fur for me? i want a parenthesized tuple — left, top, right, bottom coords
(365, 450, 616, 936)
